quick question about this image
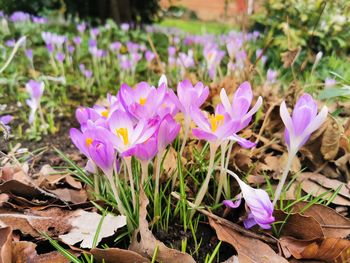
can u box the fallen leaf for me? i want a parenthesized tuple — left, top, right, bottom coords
(59, 210, 126, 248)
(297, 173, 350, 206)
(208, 217, 288, 263)
(90, 248, 150, 263)
(49, 188, 87, 204)
(292, 202, 350, 238)
(12, 241, 71, 263)
(0, 227, 12, 263)
(129, 189, 195, 263)
(279, 236, 350, 261)
(273, 210, 324, 240)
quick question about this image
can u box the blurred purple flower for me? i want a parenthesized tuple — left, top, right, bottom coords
(25, 80, 44, 124)
(77, 22, 86, 33)
(10, 11, 30, 22)
(145, 50, 155, 63)
(266, 69, 278, 84)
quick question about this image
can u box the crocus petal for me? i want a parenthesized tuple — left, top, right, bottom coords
(300, 106, 328, 144)
(229, 134, 256, 148)
(192, 128, 217, 141)
(280, 101, 294, 147)
(242, 96, 263, 123)
(220, 88, 232, 113)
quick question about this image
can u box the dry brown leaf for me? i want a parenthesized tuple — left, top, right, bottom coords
(0, 207, 72, 237)
(91, 248, 150, 263)
(320, 116, 342, 160)
(208, 217, 288, 263)
(279, 236, 350, 261)
(292, 202, 350, 238)
(273, 210, 324, 240)
(297, 173, 350, 206)
(1, 163, 31, 184)
(49, 188, 87, 204)
(262, 153, 301, 179)
(129, 189, 195, 263)
(281, 47, 301, 68)
(12, 241, 71, 263)
(0, 227, 12, 263)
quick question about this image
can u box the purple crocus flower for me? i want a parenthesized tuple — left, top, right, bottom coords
(220, 81, 263, 132)
(110, 41, 121, 52)
(56, 52, 65, 62)
(68, 45, 75, 54)
(118, 82, 167, 120)
(203, 45, 225, 80)
(172, 80, 209, 122)
(0, 115, 13, 131)
(157, 114, 180, 153)
(25, 49, 33, 60)
(145, 50, 155, 63)
(325, 78, 336, 88)
(280, 93, 328, 154)
(25, 80, 44, 124)
(223, 173, 275, 229)
(90, 28, 100, 38)
(123, 135, 158, 162)
(177, 50, 195, 69)
(32, 16, 47, 24)
(108, 110, 158, 154)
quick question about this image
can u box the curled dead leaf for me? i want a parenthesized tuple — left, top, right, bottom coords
(280, 236, 350, 262)
(292, 202, 350, 238)
(90, 248, 150, 263)
(0, 227, 12, 263)
(129, 189, 195, 263)
(273, 210, 324, 240)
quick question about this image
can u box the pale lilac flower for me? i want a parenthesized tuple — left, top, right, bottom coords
(266, 69, 278, 84)
(68, 45, 75, 54)
(203, 46, 225, 80)
(10, 11, 30, 22)
(325, 78, 336, 88)
(77, 22, 86, 33)
(280, 93, 328, 154)
(25, 80, 44, 124)
(110, 41, 121, 52)
(121, 23, 130, 31)
(90, 28, 100, 38)
(32, 16, 47, 24)
(226, 38, 243, 60)
(157, 114, 180, 153)
(73, 36, 82, 46)
(123, 135, 158, 162)
(177, 50, 195, 68)
(5, 39, 15, 47)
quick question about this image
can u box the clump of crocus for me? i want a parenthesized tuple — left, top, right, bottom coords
(189, 81, 259, 215)
(273, 93, 328, 205)
(25, 80, 45, 125)
(223, 169, 275, 229)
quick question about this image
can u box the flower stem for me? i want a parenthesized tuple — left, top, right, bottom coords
(272, 151, 296, 206)
(154, 151, 163, 219)
(179, 117, 191, 157)
(215, 142, 228, 204)
(124, 157, 136, 209)
(190, 143, 218, 218)
(140, 160, 149, 186)
(106, 172, 126, 216)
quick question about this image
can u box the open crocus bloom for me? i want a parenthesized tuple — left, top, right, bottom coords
(172, 80, 209, 119)
(191, 104, 255, 148)
(223, 172, 275, 229)
(118, 82, 166, 120)
(108, 110, 159, 154)
(70, 126, 117, 176)
(203, 45, 225, 80)
(25, 80, 45, 124)
(280, 93, 328, 155)
(220, 81, 262, 132)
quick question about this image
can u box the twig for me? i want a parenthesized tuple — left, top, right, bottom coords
(147, 34, 164, 74)
(171, 192, 277, 244)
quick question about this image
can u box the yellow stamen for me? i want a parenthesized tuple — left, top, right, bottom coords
(101, 110, 109, 118)
(85, 137, 93, 146)
(139, 97, 146, 106)
(116, 128, 129, 145)
(209, 114, 224, 132)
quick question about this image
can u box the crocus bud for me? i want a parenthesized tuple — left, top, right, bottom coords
(280, 93, 328, 154)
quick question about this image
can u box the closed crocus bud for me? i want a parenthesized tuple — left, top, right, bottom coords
(123, 135, 158, 162)
(88, 139, 115, 177)
(280, 93, 328, 155)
